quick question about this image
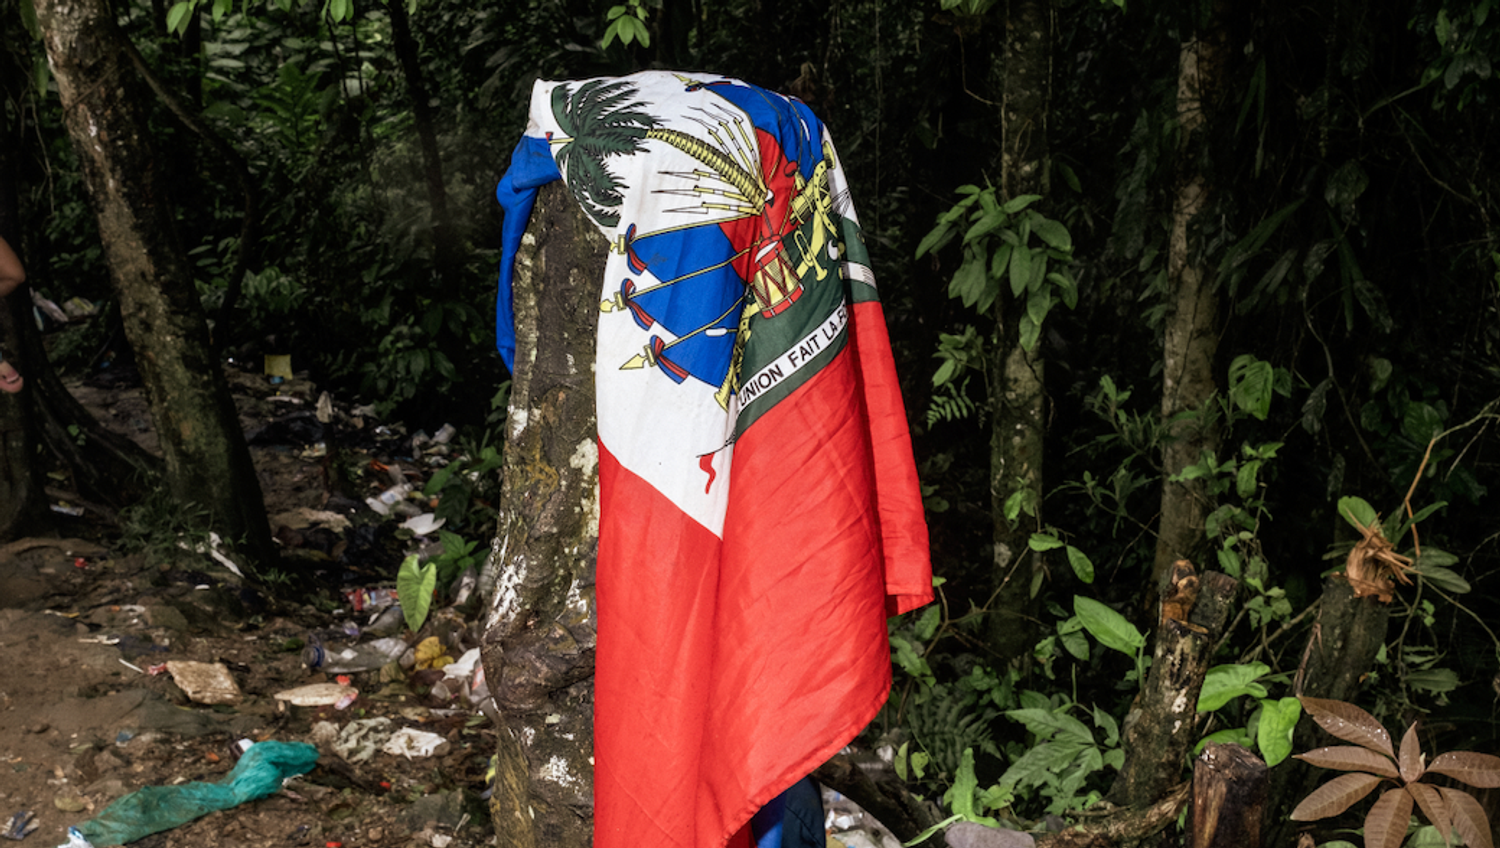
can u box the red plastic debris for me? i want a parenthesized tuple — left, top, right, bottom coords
(73, 558, 87, 569)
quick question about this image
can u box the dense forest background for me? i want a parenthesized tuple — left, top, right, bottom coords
(3, 0, 1500, 842)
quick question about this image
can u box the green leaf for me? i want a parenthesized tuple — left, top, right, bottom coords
(1228, 354, 1275, 420)
(1030, 215, 1073, 252)
(1257, 697, 1302, 766)
(1074, 596, 1144, 657)
(950, 249, 990, 308)
(1029, 532, 1065, 551)
(1402, 401, 1444, 444)
(914, 603, 942, 640)
(396, 554, 437, 633)
(166, 0, 193, 33)
(1066, 545, 1095, 584)
(1009, 244, 1033, 297)
(1000, 193, 1042, 214)
(1337, 496, 1378, 530)
(1417, 562, 1470, 594)
(1198, 662, 1271, 712)
(1406, 668, 1460, 693)
(1058, 162, 1082, 192)
(1019, 314, 1041, 352)
(1236, 459, 1262, 499)
(915, 222, 954, 258)
(1026, 287, 1052, 327)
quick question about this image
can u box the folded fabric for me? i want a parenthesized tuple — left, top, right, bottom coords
(496, 70, 933, 848)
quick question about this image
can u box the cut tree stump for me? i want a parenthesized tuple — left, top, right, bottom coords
(1189, 742, 1267, 848)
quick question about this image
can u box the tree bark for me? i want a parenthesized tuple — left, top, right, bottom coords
(386, 0, 459, 287)
(1188, 743, 1266, 848)
(1108, 565, 1237, 809)
(1265, 576, 1390, 846)
(480, 181, 602, 848)
(1154, 10, 1229, 591)
(34, 0, 275, 568)
(985, 0, 1053, 666)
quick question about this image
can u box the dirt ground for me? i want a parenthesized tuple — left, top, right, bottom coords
(0, 368, 497, 848)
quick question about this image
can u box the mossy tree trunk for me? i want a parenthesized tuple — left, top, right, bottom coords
(34, 0, 275, 567)
(985, 0, 1052, 664)
(480, 181, 602, 848)
(1154, 9, 1229, 591)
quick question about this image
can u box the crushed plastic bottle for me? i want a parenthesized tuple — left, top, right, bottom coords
(302, 636, 408, 674)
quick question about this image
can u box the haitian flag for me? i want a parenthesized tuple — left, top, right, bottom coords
(495, 70, 932, 848)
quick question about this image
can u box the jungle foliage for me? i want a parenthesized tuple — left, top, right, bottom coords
(5, 0, 1500, 842)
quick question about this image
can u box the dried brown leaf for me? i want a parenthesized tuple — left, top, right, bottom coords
(1363, 787, 1414, 848)
(1341, 514, 1415, 603)
(1290, 772, 1385, 821)
(1399, 722, 1425, 783)
(1295, 746, 1398, 778)
(1438, 787, 1494, 848)
(1298, 696, 1395, 758)
(1426, 751, 1500, 788)
(1406, 782, 1452, 848)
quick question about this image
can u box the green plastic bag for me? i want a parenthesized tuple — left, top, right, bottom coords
(76, 741, 319, 846)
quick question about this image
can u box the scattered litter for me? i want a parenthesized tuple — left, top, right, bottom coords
(164, 661, 242, 706)
(3, 810, 37, 840)
(48, 504, 85, 517)
(52, 796, 87, 814)
(442, 648, 482, 681)
(52, 827, 91, 848)
(76, 636, 118, 645)
(303, 636, 407, 673)
(345, 587, 398, 612)
(400, 513, 446, 536)
(274, 683, 359, 707)
(117, 659, 144, 675)
(68, 741, 318, 847)
(382, 728, 450, 759)
(175, 532, 245, 578)
(333, 718, 394, 764)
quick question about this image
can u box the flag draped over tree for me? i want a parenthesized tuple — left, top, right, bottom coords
(495, 70, 933, 848)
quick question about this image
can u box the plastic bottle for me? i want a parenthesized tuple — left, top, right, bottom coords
(302, 636, 408, 673)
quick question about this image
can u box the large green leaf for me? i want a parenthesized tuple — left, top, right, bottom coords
(1228, 354, 1275, 420)
(1198, 662, 1271, 712)
(1256, 697, 1302, 766)
(397, 554, 437, 633)
(1337, 496, 1377, 531)
(1074, 596, 1144, 657)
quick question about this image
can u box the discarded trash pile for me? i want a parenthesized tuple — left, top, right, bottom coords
(3, 361, 913, 848)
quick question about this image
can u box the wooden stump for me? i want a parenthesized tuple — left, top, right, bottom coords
(1189, 743, 1267, 848)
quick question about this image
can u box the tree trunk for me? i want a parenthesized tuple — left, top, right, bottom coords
(386, 0, 459, 287)
(1154, 12, 1229, 590)
(480, 181, 603, 848)
(985, 0, 1053, 665)
(1188, 743, 1266, 848)
(1265, 576, 1390, 847)
(35, 0, 275, 568)
(1108, 564, 1237, 809)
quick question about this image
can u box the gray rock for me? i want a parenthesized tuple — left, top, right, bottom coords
(945, 821, 1036, 848)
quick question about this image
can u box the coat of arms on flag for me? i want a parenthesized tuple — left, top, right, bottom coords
(496, 70, 932, 848)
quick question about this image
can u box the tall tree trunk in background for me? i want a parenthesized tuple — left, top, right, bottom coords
(386, 0, 460, 287)
(35, 0, 276, 568)
(985, 0, 1052, 664)
(1154, 11, 1228, 590)
(480, 181, 601, 848)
